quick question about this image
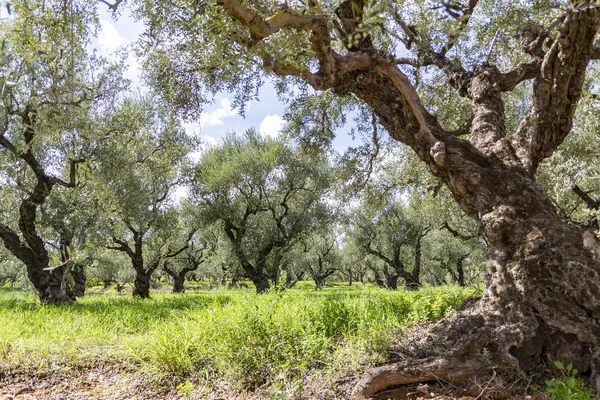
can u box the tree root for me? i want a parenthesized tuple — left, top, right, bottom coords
(352, 284, 600, 398)
(352, 357, 486, 399)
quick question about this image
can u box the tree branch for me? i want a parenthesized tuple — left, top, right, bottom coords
(53, 158, 86, 188)
(441, 0, 480, 57)
(572, 185, 600, 211)
(511, 8, 600, 173)
(441, 221, 476, 240)
(107, 236, 135, 259)
(99, 0, 124, 12)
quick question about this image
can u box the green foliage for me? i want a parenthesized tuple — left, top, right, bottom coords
(190, 130, 331, 289)
(543, 361, 595, 400)
(0, 285, 471, 387)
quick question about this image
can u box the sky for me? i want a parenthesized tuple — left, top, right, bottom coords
(93, 7, 356, 155)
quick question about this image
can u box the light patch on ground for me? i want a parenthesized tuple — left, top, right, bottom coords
(259, 114, 284, 139)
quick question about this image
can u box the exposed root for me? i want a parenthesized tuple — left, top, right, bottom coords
(352, 357, 486, 399)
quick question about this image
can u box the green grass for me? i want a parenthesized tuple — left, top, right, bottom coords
(0, 285, 473, 389)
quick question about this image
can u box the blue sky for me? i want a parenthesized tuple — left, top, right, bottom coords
(94, 8, 356, 154)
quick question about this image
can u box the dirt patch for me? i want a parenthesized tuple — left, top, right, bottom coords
(0, 367, 285, 400)
(0, 361, 550, 400)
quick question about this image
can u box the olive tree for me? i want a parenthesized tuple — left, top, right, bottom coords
(93, 97, 195, 299)
(348, 198, 431, 290)
(190, 130, 331, 293)
(132, 0, 600, 394)
(0, 0, 125, 303)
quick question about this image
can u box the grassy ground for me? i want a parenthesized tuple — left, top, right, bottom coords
(0, 284, 475, 398)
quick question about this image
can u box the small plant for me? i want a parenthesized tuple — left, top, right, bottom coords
(176, 380, 194, 399)
(543, 361, 595, 400)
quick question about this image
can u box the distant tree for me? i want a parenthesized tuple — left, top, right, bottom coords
(0, 248, 25, 289)
(190, 131, 331, 293)
(93, 97, 196, 299)
(348, 198, 431, 290)
(163, 235, 207, 293)
(301, 233, 340, 290)
(87, 249, 123, 290)
(338, 244, 371, 286)
(427, 222, 486, 287)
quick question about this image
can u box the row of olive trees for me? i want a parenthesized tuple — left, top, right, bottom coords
(0, 0, 486, 302)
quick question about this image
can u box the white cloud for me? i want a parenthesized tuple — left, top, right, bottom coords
(259, 114, 284, 139)
(96, 19, 142, 84)
(184, 122, 201, 135)
(98, 19, 125, 56)
(199, 98, 237, 127)
(202, 134, 218, 147)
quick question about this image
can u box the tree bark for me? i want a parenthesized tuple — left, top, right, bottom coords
(250, 270, 271, 294)
(71, 263, 87, 297)
(207, 0, 600, 395)
(0, 107, 83, 304)
(132, 270, 152, 299)
(347, 13, 600, 396)
(172, 276, 185, 293)
(455, 254, 467, 287)
(403, 227, 430, 290)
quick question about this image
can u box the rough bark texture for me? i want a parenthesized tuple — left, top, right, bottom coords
(199, 0, 600, 398)
(71, 263, 87, 297)
(250, 270, 271, 294)
(212, 0, 600, 396)
(132, 270, 152, 299)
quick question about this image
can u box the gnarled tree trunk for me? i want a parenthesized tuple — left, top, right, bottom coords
(349, 12, 600, 398)
(250, 268, 271, 294)
(71, 263, 87, 297)
(190, 0, 600, 395)
(132, 269, 152, 299)
(164, 257, 204, 293)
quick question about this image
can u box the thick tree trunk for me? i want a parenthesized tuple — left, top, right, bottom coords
(313, 276, 326, 290)
(371, 268, 386, 289)
(402, 275, 420, 291)
(71, 263, 87, 297)
(103, 280, 111, 290)
(36, 265, 73, 304)
(132, 272, 152, 299)
(404, 229, 428, 291)
(346, 6, 600, 394)
(172, 276, 185, 293)
(455, 254, 467, 287)
(382, 267, 399, 290)
(251, 271, 271, 294)
(354, 159, 600, 397)
(164, 260, 201, 293)
(207, 1, 600, 394)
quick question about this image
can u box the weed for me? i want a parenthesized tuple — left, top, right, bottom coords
(543, 361, 595, 400)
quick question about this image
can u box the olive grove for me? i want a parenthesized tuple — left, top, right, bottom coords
(133, 0, 600, 395)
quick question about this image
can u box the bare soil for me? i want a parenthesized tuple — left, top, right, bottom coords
(1, 367, 550, 400)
